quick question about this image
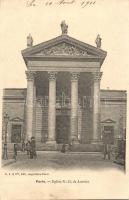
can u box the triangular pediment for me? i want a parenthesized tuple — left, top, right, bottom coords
(101, 118, 116, 123)
(22, 35, 107, 64)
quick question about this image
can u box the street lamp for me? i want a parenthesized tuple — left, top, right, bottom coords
(2, 112, 9, 160)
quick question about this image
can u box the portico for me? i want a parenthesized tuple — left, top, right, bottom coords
(21, 25, 107, 146)
(23, 65, 106, 146)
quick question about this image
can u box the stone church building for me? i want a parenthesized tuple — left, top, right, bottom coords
(2, 23, 127, 151)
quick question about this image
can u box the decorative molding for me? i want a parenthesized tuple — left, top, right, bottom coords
(48, 72, 57, 80)
(10, 117, 24, 122)
(71, 72, 80, 81)
(35, 42, 88, 56)
(101, 118, 116, 123)
(25, 71, 36, 81)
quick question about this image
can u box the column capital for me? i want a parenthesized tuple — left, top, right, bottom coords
(48, 72, 57, 80)
(71, 72, 80, 81)
(92, 72, 103, 82)
(25, 71, 36, 81)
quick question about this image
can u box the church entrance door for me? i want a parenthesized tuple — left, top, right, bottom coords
(56, 115, 70, 144)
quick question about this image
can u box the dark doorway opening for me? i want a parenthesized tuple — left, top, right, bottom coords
(11, 124, 22, 143)
(56, 115, 70, 144)
(104, 126, 114, 144)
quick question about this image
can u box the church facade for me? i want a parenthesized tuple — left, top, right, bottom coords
(2, 24, 127, 151)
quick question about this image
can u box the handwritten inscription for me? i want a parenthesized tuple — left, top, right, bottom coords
(26, 0, 96, 8)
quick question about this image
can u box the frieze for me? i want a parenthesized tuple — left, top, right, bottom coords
(35, 42, 88, 56)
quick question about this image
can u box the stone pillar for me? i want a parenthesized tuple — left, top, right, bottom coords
(25, 71, 35, 140)
(32, 81, 36, 137)
(70, 72, 80, 143)
(47, 72, 57, 144)
(92, 72, 102, 142)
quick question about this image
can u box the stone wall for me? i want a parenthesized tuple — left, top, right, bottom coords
(2, 89, 26, 143)
(100, 90, 127, 139)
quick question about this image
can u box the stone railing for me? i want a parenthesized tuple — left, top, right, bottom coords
(36, 96, 92, 109)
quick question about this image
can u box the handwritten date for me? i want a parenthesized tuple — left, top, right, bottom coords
(26, 0, 96, 8)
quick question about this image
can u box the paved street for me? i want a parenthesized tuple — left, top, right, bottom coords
(3, 151, 124, 171)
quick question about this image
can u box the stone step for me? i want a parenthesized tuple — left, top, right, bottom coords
(71, 143, 103, 152)
(36, 143, 103, 152)
(5, 143, 103, 152)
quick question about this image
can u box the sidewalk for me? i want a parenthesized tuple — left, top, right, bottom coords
(2, 158, 16, 167)
(2, 152, 17, 167)
(2, 150, 124, 171)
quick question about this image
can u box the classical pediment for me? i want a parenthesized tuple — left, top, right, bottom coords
(22, 35, 107, 65)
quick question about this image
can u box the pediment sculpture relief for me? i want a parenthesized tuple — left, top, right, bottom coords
(35, 43, 88, 56)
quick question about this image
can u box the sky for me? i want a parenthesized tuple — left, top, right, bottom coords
(0, 0, 129, 91)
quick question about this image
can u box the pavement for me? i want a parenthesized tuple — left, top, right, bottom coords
(2, 151, 125, 171)
(2, 152, 16, 167)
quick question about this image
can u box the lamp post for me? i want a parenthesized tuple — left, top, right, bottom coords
(3, 113, 9, 160)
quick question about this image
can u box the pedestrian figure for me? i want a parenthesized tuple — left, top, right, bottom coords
(26, 140, 31, 156)
(103, 131, 111, 160)
(13, 144, 18, 162)
(68, 140, 72, 152)
(30, 137, 37, 159)
(103, 143, 111, 160)
(22, 141, 25, 152)
(61, 143, 66, 153)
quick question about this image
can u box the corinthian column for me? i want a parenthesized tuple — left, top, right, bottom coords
(47, 72, 57, 144)
(92, 72, 102, 142)
(25, 71, 35, 140)
(70, 72, 80, 144)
